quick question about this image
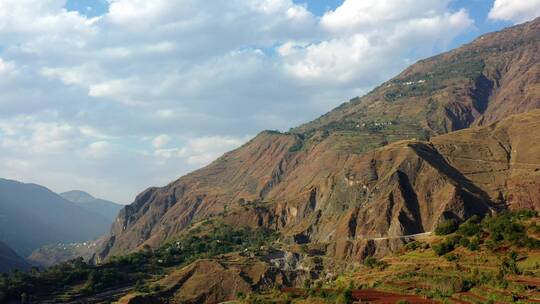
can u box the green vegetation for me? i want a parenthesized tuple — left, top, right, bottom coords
(4, 210, 540, 303)
(363, 256, 388, 270)
(245, 209, 540, 303)
(0, 225, 278, 302)
(432, 239, 455, 256)
(435, 219, 459, 235)
(432, 211, 540, 258)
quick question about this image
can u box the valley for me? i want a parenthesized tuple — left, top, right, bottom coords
(0, 13, 539, 304)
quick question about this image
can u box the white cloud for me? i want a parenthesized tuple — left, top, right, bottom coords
(41, 64, 99, 86)
(489, 0, 540, 23)
(152, 134, 171, 149)
(321, 0, 451, 33)
(0, 0, 477, 202)
(87, 141, 112, 159)
(280, 2, 473, 84)
(0, 58, 17, 76)
(154, 135, 250, 166)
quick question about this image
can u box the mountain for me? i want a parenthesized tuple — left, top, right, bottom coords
(96, 18, 540, 262)
(27, 238, 105, 267)
(1, 18, 540, 304)
(60, 190, 123, 222)
(0, 241, 30, 273)
(0, 179, 112, 257)
(294, 17, 540, 135)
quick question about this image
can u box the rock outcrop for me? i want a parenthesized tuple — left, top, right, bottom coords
(97, 18, 540, 263)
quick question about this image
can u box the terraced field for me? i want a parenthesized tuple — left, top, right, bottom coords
(239, 212, 540, 304)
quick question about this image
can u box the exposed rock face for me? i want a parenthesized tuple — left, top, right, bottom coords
(97, 18, 540, 262)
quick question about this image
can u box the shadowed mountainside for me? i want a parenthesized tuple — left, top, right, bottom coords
(0, 241, 30, 273)
(0, 179, 112, 257)
(61, 190, 123, 222)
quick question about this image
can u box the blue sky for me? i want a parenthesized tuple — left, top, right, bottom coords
(0, 0, 538, 202)
(65, 0, 109, 17)
(450, 0, 512, 46)
(65, 0, 513, 49)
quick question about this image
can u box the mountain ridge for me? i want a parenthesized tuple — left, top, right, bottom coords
(293, 17, 540, 135)
(60, 190, 123, 222)
(96, 18, 540, 262)
(0, 178, 112, 257)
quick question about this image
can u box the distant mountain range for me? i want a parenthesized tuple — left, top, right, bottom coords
(60, 190, 123, 222)
(0, 16, 539, 304)
(0, 179, 113, 257)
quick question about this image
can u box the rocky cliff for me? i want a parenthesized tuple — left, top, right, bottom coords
(97, 18, 540, 262)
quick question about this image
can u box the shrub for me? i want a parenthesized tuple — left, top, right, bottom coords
(435, 219, 459, 235)
(479, 271, 494, 285)
(405, 241, 421, 251)
(459, 237, 470, 248)
(457, 216, 482, 237)
(444, 253, 458, 262)
(467, 238, 480, 251)
(460, 279, 476, 292)
(236, 292, 245, 299)
(336, 287, 353, 304)
(433, 240, 455, 256)
(499, 251, 521, 275)
(363, 256, 388, 269)
(481, 211, 540, 248)
(515, 209, 538, 219)
(447, 234, 462, 246)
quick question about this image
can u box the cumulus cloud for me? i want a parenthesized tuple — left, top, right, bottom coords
(489, 0, 540, 24)
(154, 135, 250, 166)
(0, 58, 17, 76)
(320, 0, 451, 33)
(152, 134, 171, 149)
(0, 0, 476, 202)
(87, 141, 113, 159)
(280, 1, 473, 84)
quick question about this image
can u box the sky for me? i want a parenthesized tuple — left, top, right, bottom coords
(0, 0, 538, 203)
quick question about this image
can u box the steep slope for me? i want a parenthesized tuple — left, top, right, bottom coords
(98, 132, 300, 259)
(0, 179, 112, 256)
(294, 17, 540, 135)
(97, 19, 540, 262)
(0, 241, 30, 273)
(61, 190, 123, 222)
